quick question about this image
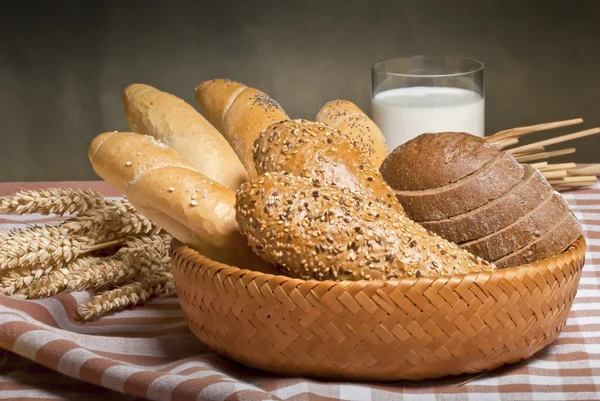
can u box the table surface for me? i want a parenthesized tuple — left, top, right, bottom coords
(1, 181, 599, 401)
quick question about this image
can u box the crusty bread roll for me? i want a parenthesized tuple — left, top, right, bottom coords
(254, 119, 404, 215)
(316, 100, 388, 167)
(380, 132, 582, 268)
(88, 131, 277, 274)
(236, 172, 494, 281)
(195, 79, 289, 177)
(122, 83, 248, 191)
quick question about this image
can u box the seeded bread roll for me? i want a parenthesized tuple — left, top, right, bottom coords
(381, 132, 498, 191)
(394, 152, 525, 221)
(122, 83, 248, 191)
(88, 131, 277, 274)
(254, 119, 404, 215)
(316, 100, 388, 167)
(421, 167, 553, 243)
(235, 172, 494, 281)
(195, 79, 289, 177)
(461, 192, 571, 261)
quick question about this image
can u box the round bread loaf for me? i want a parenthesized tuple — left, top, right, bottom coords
(380, 132, 582, 268)
(235, 172, 494, 281)
(254, 119, 403, 214)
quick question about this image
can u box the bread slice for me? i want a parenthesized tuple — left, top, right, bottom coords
(493, 211, 582, 268)
(380, 132, 498, 191)
(421, 166, 553, 243)
(461, 192, 571, 261)
(394, 152, 525, 221)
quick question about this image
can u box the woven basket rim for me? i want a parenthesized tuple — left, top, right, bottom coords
(171, 235, 586, 288)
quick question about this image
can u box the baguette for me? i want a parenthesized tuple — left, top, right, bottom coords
(236, 172, 494, 281)
(122, 83, 248, 191)
(88, 131, 277, 273)
(195, 79, 288, 177)
(253, 119, 404, 215)
(316, 100, 388, 167)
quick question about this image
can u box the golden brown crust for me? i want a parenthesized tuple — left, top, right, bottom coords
(122, 83, 248, 191)
(235, 172, 494, 281)
(88, 131, 277, 273)
(195, 79, 289, 177)
(381, 132, 498, 191)
(316, 100, 388, 167)
(253, 119, 404, 215)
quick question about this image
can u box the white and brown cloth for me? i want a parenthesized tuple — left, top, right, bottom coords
(1, 181, 599, 401)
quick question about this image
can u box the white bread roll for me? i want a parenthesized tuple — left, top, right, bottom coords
(88, 131, 277, 274)
(195, 79, 289, 177)
(122, 83, 248, 191)
(316, 100, 388, 167)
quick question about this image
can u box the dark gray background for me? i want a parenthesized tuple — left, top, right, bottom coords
(1, 0, 599, 181)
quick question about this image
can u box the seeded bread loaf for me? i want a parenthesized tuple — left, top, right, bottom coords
(421, 167, 553, 243)
(380, 132, 582, 268)
(235, 172, 494, 281)
(254, 119, 403, 214)
(88, 131, 277, 274)
(316, 100, 388, 167)
(195, 79, 289, 177)
(394, 152, 525, 221)
(121, 83, 248, 191)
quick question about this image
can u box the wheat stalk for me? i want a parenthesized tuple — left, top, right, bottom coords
(0, 188, 109, 216)
(21, 234, 171, 298)
(77, 270, 175, 321)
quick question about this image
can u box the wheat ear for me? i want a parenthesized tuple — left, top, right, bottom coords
(0, 188, 108, 215)
(77, 270, 175, 321)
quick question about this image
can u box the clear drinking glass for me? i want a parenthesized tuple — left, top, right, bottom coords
(371, 55, 484, 152)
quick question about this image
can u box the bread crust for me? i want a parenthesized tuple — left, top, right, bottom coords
(381, 132, 498, 191)
(421, 167, 553, 243)
(122, 83, 248, 190)
(88, 131, 277, 273)
(316, 100, 388, 167)
(195, 79, 288, 177)
(253, 119, 403, 214)
(493, 210, 581, 268)
(461, 192, 571, 261)
(394, 152, 525, 221)
(235, 172, 494, 281)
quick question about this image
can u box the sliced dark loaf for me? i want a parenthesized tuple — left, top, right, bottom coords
(393, 152, 525, 221)
(420, 166, 553, 243)
(493, 211, 582, 268)
(380, 132, 498, 191)
(461, 192, 571, 261)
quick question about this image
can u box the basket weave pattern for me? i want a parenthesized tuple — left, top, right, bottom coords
(172, 236, 585, 380)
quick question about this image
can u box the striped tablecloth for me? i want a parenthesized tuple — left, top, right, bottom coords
(1, 181, 599, 401)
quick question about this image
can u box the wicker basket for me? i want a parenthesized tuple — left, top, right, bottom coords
(171, 236, 586, 381)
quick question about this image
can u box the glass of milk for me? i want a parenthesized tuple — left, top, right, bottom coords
(372, 56, 484, 152)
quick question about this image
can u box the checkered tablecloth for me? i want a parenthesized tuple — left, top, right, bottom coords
(1, 181, 599, 401)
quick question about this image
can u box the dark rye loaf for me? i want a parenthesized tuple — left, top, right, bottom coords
(421, 166, 553, 244)
(461, 192, 571, 262)
(380, 132, 498, 191)
(494, 211, 582, 268)
(393, 152, 525, 221)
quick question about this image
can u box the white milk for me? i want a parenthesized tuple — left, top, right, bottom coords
(372, 86, 484, 152)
